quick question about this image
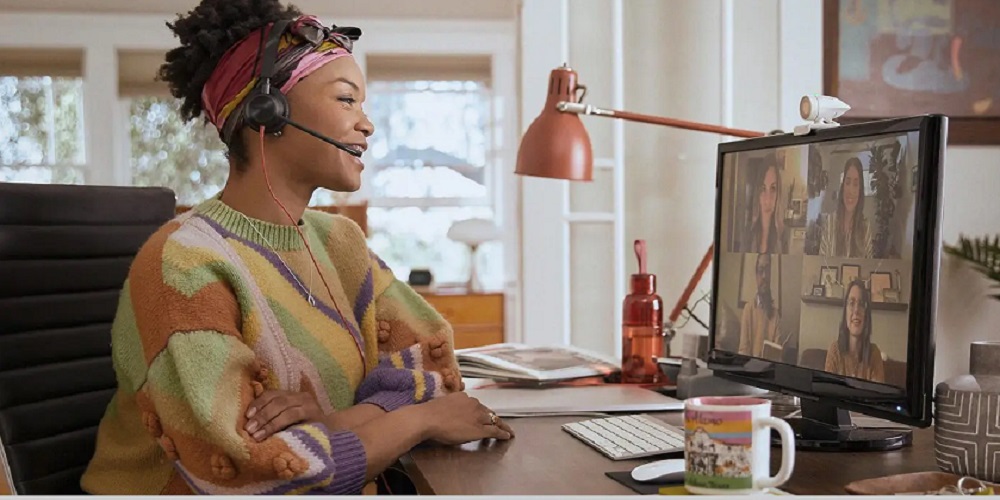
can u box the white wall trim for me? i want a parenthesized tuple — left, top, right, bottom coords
(611, 0, 626, 359)
(519, 0, 571, 347)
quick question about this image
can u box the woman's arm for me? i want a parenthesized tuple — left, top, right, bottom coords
(121, 234, 399, 495)
(347, 250, 464, 414)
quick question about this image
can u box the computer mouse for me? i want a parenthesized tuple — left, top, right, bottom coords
(630, 458, 686, 483)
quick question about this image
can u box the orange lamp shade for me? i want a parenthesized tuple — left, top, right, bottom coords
(515, 65, 593, 181)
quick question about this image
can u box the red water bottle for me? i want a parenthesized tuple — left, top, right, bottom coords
(621, 240, 665, 384)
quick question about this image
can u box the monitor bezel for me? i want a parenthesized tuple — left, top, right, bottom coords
(708, 114, 946, 428)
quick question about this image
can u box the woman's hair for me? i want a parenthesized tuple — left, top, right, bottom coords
(746, 157, 785, 253)
(158, 0, 302, 164)
(837, 279, 873, 367)
(835, 157, 867, 256)
(756, 253, 776, 320)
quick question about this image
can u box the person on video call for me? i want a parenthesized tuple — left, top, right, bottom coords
(738, 254, 783, 359)
(80, 0, 513, 495)
(742, 158, 786, 254)
(824, 280, 885, 383)
(821, 157, 873, 258)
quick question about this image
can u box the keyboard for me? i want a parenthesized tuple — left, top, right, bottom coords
(562, 414, 686, 460)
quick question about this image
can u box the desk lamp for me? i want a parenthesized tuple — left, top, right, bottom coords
(515, 64, 766, 329)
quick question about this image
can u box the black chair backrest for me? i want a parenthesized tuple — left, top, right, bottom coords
(0, 183, 175, 494)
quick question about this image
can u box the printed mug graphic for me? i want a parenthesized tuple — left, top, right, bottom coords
(684, 409, 753, 490)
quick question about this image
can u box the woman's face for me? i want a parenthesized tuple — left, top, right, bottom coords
(845, 285, 866, 338)
(843, 165, 861, 213)
(276, 57, 375, 193)
(759, 166, 778, 220)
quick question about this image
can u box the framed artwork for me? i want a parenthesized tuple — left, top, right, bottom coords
(820, 266, 839, 288)
(824, 0, 1000, 145)
(812, 284, 827, 297)
(841, 264, 861, 286)
(870, 271, 894, 303)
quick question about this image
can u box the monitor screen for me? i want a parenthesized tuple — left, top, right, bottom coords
(714, 130, 920, 388)
(709, 115, 946, 435)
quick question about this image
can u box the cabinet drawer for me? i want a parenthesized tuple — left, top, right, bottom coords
(452, 327, 504, 350)
(423, 293, 503, 326)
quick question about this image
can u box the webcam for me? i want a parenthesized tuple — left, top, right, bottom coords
(794, 95, 851, 136)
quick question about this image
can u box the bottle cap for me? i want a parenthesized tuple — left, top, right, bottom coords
(631, 273, 656, 294)
(632, 240, 657, 294)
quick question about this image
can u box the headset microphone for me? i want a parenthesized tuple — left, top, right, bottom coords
(280, 116, 363, 157)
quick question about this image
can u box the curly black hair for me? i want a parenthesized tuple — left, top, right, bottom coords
(158, 0, 302, 164)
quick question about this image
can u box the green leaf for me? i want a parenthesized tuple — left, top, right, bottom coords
(946, 234, 1000, 301)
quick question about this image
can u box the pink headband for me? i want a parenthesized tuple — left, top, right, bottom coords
(200, 15, 360, 131)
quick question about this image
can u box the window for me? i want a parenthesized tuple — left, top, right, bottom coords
(362, 79, 503, 288)
(128, 96, 229, 206)
(1, 49, 86, 184)
(0, 76, 85, 183)
(120, 50, 229, 206)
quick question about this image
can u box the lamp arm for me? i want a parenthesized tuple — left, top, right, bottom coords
(668, 243, 714, 325)
(557, 102, 764, 138)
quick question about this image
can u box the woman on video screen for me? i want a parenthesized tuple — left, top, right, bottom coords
(821, 157, 873, 258)
(742, 159, 786, 254)
(824, 279, 885, 383)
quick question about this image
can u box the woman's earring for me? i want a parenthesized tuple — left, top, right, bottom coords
(273, 130, 283, 138)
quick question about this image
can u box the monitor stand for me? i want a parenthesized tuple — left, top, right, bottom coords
(774, 399, 912, 451)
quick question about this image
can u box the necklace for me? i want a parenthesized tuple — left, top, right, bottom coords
(239, 212, 317, 306)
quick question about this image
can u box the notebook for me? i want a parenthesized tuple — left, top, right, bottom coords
(467, 384, 684, 417)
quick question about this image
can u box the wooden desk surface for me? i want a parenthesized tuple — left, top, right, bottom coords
(402, 413, 937, 495)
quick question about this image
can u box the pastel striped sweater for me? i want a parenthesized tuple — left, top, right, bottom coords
(80, 199, 460, 495)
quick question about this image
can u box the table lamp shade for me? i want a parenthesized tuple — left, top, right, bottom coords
(515, 65, 593, 181)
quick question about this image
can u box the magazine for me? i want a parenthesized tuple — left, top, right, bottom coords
(456, 343, 621, 383)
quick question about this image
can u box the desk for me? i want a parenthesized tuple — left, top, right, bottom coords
(402, 413, 936, 495)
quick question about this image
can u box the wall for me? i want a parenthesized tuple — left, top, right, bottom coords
(934, 147, 1000, 381)
(620, 0, 1000, 383)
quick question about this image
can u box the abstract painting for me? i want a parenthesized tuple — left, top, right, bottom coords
(824, 0, 1000, 144)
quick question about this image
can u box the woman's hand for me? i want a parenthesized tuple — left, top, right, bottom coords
(414, 392, 514, 445)
(244, 390, 324, 441)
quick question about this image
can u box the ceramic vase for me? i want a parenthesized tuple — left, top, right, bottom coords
(935, 341, 1000, 482)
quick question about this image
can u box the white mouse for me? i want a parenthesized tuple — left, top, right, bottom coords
(630, 458, 686, 484)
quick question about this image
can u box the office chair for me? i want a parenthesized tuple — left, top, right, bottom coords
(0, 183, 175, 494)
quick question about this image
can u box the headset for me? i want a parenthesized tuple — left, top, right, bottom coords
(242, 19, 363, 157)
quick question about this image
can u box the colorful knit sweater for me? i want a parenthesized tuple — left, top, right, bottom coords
(80, 199, 460, 495)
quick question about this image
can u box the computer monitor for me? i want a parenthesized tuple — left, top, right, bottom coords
(708, 114, 947, 451)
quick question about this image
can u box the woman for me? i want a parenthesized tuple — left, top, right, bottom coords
(824, 280, 885, 383)
(81, 0, 511, 494)
(820, 157, 873, 258)
(742, 159, 786, 254)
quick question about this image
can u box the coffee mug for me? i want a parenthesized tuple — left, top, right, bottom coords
(683, 396, 795, 494)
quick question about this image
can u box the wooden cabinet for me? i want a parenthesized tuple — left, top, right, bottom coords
(419, 291, 504, 349)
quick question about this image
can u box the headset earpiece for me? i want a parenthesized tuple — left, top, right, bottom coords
(245, 91, 288, 134)
(244, 19, 292, 135)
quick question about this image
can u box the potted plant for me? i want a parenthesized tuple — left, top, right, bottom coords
(934, 234, 1000, 482)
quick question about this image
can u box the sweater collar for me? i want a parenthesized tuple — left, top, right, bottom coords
(192, 198, 309, 252)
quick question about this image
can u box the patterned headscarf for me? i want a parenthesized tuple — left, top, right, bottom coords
(200, 15, 361, 140)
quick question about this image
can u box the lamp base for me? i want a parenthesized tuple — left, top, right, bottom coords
(466, 244, 482, 292)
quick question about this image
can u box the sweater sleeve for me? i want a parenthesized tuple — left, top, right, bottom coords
(354, 250, 462, 412)
(121, 229, 367, 495)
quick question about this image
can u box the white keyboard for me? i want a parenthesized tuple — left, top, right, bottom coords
(562, 414, 686, 460)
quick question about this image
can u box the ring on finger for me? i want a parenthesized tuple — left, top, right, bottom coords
(488, 411, 499, 426)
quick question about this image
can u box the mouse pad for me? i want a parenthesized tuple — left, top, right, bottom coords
(605, 471, 685, 495)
